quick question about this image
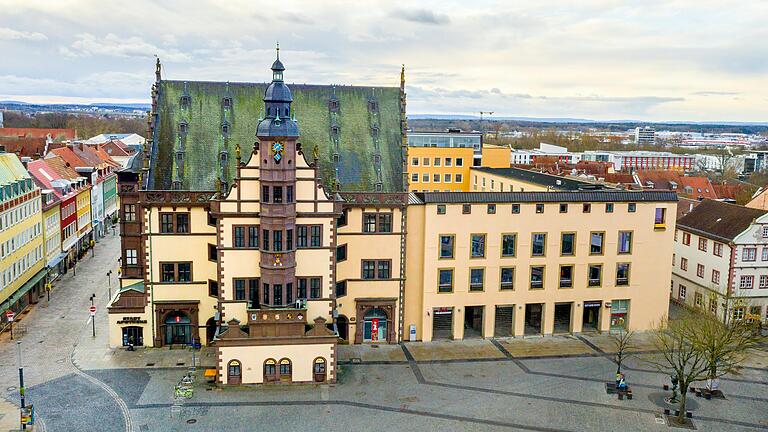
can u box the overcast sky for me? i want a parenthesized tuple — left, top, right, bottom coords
(1, 0, 767, 121)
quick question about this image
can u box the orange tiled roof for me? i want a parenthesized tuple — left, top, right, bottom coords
(0, 127, 75, 141)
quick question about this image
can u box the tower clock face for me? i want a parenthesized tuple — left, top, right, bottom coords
(271, 141, 284, 162)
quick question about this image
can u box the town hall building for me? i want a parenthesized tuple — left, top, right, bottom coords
(109, 49, 678, 385)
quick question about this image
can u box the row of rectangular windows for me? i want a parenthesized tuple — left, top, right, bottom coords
(0, 222, 42, 259)
(411, 157, 464, 167)
(410, 173, 463, 184)
(436, 262, 631, 293)
(0, 197, 41, 233)
(0, 245, 43, 289)
(438, 231, 633, 259)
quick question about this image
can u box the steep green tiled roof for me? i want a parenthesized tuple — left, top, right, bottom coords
(150, 80, 404, 192)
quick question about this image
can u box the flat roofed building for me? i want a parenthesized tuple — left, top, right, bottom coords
(407, 131, 510, 192)
(471, 166, 609, 192)
(405, 191, 677, 340)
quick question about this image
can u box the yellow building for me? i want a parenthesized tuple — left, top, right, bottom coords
(404, 192, 676, 340)
(0, 153, 46, 317)
(40, 190, 64, 281)
(75, 185, 92, 252)
(407, 132, 511, 192)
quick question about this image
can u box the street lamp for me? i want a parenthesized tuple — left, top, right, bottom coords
(106, 270, 112, 300)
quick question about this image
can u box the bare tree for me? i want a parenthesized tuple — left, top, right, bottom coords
(691, 312, 760, 393)
(610, 329, 635, 376)
(646, 312, 710, 426)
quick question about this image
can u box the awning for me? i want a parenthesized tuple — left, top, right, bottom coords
(46, 252, 67, 269)
(4, 269, 46, 307)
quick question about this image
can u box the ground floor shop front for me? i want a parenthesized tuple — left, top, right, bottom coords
(420, 300, 634, 341)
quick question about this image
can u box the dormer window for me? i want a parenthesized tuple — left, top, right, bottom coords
(329, 99, 339, 112)
(175, 151, 184, 163)
(330, 125, 340, 139)
(221, 122, 230, 136)
(179, 95, 191, 109)
(222, 97, 232, 109)
(172, 181, 182, 190)
(374, 182, 383, 192)
(220, 151, 229, 164)
(368, 100, 378, 112)
(371, 126, 379, 138)
(179, 121, 188, 134)
(332, 153, 340, 163)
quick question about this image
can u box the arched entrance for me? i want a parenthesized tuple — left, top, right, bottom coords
(313, 357, 326, 383)
(336, 315, 349, 342)
(205, 317, 217, 344)
(363, 308, 387, 343)
(227, 360, 242, 385)
(164, 311, 192, 345)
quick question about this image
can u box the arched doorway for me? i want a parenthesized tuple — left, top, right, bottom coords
(279, 358, 292, 383)
(313, 357, 326, 383)
(205, 317, 217, 344)
(227, 360, 242, 385)
(164, 312, 192, 345)
(263, 359, 278, 383)
(363, 308, 388, 342)
(336, 315, 349, 342)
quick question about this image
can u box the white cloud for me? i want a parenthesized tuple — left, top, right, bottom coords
(62, 33, 191, 62)
(0, 27, 47, 41)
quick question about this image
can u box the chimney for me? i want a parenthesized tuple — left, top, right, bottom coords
(20, 156, 32, 169)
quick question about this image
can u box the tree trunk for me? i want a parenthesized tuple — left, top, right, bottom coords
(677, 385, 688, 424)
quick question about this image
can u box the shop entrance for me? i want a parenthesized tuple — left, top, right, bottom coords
(121, 326, 143, 347)
(432, 307, 453, 340)
(463, 306, 484, 339)
(363, 308, 388, 342)
(553, 303, 572, 334)
(610, 300, 630, 333)
(524, 304, 543, 336)
(494, 305, 515, 337)
(582, 301, 601, 332)
(164, 312, 192, 345)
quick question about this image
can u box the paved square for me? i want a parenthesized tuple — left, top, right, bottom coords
(498, 335, 595, 357)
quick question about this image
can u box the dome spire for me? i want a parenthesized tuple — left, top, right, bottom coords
(271, 42, 285, 81)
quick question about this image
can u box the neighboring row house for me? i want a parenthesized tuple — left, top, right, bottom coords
(672, 199, 768, 324)
(0, 153, 46, 319)
(109, 54, 678, 386)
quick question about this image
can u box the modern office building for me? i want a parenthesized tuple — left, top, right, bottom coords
(407, 131, 510, 192)
(634, 126, 656, 146)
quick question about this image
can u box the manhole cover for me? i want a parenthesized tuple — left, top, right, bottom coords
(186, 419, 197, 424)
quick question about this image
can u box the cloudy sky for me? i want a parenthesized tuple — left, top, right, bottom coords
(1, 0, 767, 121)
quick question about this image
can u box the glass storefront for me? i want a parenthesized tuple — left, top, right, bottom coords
(610, 299, 630, 332)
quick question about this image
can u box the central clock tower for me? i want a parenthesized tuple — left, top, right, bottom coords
(256, 47, 300, 308)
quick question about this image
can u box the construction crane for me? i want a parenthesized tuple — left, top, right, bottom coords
(478, 111, 494, 135)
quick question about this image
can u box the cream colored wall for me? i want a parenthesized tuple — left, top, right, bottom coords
(407, 200, 676, 340)
(471, 170, 548, 192)
(672, 229, 731, 303)
(43, 204, 61, 262)
(218, 343, 334, 384)
(108, 308, 153, 348)
(404, 205, 426, 340)
(336, 207, 404, 340)
(144, 206, 218, 341)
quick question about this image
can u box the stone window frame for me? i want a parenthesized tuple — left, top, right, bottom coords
(159, 261, 193, 283)
(159, 212, 190, 234)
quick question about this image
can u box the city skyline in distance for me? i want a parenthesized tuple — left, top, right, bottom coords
(1, 0, 767, 122)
